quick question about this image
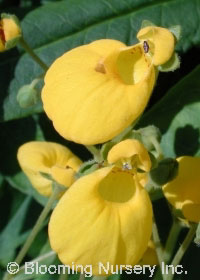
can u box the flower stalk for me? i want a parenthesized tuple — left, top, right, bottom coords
(19, 37, 48, 71)
(166, 223, 197, 280)
(3, 185, 61, 280)
(163, 219, 182, 263)
(152, 216, 167, 280)
(85, 145, 102, 162)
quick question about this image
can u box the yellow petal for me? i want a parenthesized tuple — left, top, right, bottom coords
(107, 139, 151, 172)
(137, 26, 175, 66)
(49, 166, 152, 275)
(137, 172, 148, 187)
(17, 141, 82, 197)
(116, 43, 153, 85)
(42, 39, 155, 145)
(163, 156, 200, 222)
(2, 17, 21, 42)
(182, 201, 200, 223)
(139, 240, 158, 266)
(51, 165, 76, 187)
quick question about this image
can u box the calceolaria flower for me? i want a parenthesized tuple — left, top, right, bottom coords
(49, 165, 153, 275)
(163, 156, 200, 223)
(42, 25, 175, 145)
(0, 13, 21, 52)
(107, 139, 151, 172)
(107, 139, 151, 187)
(17, 141, 82, 197)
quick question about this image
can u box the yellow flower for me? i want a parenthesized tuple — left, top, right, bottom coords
(107, 139, 151, 172)
(49, 166, 153, 275)
(17, 141, 82, 197)
(42, 26, 175, 145)
(0, 13, 21, 52)
(139, 240, 158, 266)
(163, 156, 200, 223)
(137, 26, 175, 66)
(107, 139, 151, 187)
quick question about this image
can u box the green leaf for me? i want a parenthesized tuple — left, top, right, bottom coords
(2, 0, 200, 121)
(158, 52, 180, 72)
(139, 65, 200, 157)
(6, 173, 49, 207)
(141, 19, 156, 28)
(169, 25, 182, 41)
(0, 197, 31, 266)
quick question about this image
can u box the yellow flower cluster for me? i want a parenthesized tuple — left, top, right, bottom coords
(16, 23, 200, 276)
(18, 139, 153, 274)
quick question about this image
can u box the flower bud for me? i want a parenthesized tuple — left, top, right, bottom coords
(0, 13, 21, 52)
(150, 158, 179, 187)
(17, 85, 39, 108)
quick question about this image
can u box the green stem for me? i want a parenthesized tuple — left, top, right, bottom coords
(58, 272, 68, 280)
(19, 251, 56, 272)
(166, 224, 197, 280)
(93, 277, 107, 280)
(79, 274, 85, 280)
(85, 145, 102, 162)
(19, 37, 48, 71)
(152, 216, 167, 280)
(16, 187, 59, 265)
(92, 277, 107, 280)
(30, 77, 42, 88)
(150, 137, 163, 160)
(3, 186, 60, 280)
(163, 219, 182, 263)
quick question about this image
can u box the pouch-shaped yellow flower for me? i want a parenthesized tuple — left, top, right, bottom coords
(49, 166, 153, 275)
(107, 139, 151, 172)
(163, 156, 200, 223)
(137, 26, 175, 66)
(0, 14, 21, 52)
(42, 39, 156, 145)
(17, 141, 82, 197)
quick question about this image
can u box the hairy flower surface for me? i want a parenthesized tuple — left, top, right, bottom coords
(163, 156, 200, 223)
(0, 14, 21, 52)
(49, 166, 153, 275)
(17, 141, 82, 197)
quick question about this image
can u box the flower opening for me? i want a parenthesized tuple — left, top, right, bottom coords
(49, 166, 153, 275)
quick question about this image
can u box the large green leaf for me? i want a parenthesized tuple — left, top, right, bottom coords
(1, 0, 200, 121)
(0, 197, 31, 266)
(139, 64, 200, 157)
